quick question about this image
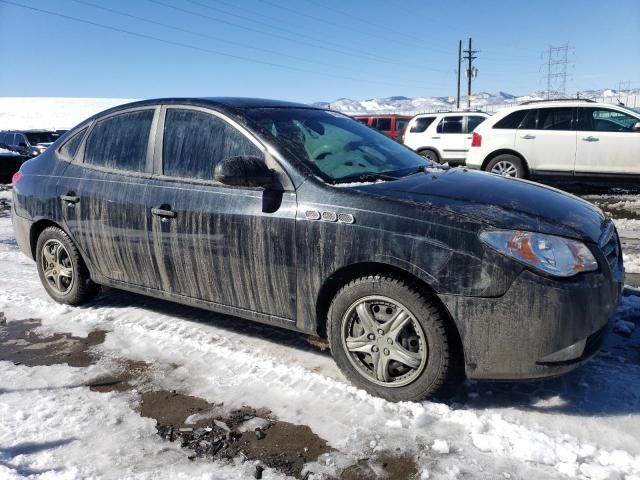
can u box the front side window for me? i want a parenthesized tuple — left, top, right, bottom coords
(410, 117, 435, 133)
(466, 116, 487, 132)
(85, 110, 154, 172)
(245, 108, 427, 183)
(437, 116, 464, 134)
(163, 109, 262, 180)
(581, 108, 639, 132)
(15, 134, 27, 146)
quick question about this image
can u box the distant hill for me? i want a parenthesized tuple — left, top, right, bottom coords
(315, 88, 640, 114)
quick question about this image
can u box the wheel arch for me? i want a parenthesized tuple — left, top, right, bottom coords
(481, 149, 530, 176)
(29, 219, 64, 259)
(416, 146, 442, 161)
(314, 261, 464, 367)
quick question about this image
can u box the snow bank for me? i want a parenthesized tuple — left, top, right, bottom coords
(0, 97, 136, 130)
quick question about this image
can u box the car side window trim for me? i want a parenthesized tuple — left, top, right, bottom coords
(78, 106, 160, 177)
(153, 104, 294, 191)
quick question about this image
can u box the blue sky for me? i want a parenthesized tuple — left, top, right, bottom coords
(1, 0, 638, 102)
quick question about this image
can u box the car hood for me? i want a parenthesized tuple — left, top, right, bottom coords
(351, 168, 607, 243)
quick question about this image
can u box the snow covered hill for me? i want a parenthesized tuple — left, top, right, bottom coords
(0, 97, 136, 130)
(315, 88, 640, 115)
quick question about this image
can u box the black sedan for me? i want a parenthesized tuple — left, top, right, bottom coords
(10, 98, 623, 401)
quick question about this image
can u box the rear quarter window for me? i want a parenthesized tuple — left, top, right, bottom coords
(84, 110, 154, 172)
(409, 117, 435, 133)
(59, 127, 87, 160)
(493, 110, 528, 129)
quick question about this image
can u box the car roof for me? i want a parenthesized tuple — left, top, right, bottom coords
(114, 97, 318, 111)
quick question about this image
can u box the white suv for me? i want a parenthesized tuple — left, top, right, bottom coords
(403, 111, 489, 165)
(466, 99, 640, 180)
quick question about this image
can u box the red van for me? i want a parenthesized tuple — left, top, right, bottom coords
(353, 115, 412, 141)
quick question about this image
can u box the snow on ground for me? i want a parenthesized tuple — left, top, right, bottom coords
(0, 98, 136, 131)
(1, 194, 640, 479)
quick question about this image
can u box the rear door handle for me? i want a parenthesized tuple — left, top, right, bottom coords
(521, 134, 536, 139)
(60, 194, 79, 203)
(151, 207, 177, 218)
(582, 136, 599, 142)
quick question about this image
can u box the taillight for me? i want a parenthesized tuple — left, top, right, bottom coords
(471, 132, 482, 147)
(12, 171, 23, 185)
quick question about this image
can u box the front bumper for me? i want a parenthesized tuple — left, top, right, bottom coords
(440, 268, 622, 380)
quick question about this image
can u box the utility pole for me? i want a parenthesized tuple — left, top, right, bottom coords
(456, 40, 462, 110)
(462, 38, 478, 109)
(545, 43, 569, 99)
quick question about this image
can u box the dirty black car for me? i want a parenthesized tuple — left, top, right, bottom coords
(11, 98, 624, 401)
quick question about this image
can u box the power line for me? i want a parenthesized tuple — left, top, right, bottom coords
(0, 0, 446, 90)
(69, 0, 448, 87)
(156, 0, 449, 73)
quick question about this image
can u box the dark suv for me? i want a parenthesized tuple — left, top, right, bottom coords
(11, 98, 623, 401)
(1, 130, 63, 157)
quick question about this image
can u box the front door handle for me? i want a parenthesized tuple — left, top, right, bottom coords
(521, 134, 536, 139)
(582, 136, 599, 142)
(151, 207, 177, 218)
(60, 194, 79, 203)
(431, 136, 441, 139)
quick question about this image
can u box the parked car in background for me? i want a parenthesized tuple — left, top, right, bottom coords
(0, 130, 64, 157)
(353, 114, 412, 141)
(12, 97, 623, 401)
(402, 111, 489, 165)
(0, 145, 25, 184)
(466, 99, 640, 180)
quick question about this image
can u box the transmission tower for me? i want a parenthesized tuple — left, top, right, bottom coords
(545, 43, 569, 99)
(619, 80, 632, 93)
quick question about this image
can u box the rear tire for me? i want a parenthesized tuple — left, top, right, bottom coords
(36, 226, 99, 305)
(418, 148, 440, 164)
(485, 154, 526, 178)
(327, 274, 458, 402)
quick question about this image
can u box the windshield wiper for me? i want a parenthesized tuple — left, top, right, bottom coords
(333, 172, 398, 184)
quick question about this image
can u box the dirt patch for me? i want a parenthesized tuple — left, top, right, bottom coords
(0, 313, 106, 367)
(340, 453, 418, 480)
(88, 360, 150, 393)
(139, 389, 332, 478)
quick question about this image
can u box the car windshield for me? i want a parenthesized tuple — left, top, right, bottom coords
(245, 108, 429, 183)
(25, 132, 60, 144)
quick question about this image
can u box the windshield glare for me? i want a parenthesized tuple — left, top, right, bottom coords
(25, 132, 60, 145)
(246, 108, 429, 183)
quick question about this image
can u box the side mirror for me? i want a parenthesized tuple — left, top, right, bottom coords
(214, 155, 275, 188)
(632, 122, 640, 132)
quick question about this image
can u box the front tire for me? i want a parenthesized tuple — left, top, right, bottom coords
(36, 226, 99, 305)
(327, 275, 456, 402)
(485, 154, 526, 178)
(418, 148, 440, 163)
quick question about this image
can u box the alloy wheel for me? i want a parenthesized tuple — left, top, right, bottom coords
(341, 296, 428, 388)
(41, 239, 74, 294)
(490, 160, 519, 177)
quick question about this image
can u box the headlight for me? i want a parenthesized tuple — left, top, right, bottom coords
(480, 230, 598, 277)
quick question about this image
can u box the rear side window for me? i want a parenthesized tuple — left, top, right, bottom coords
(466, 116, 487, 132)
(60, 127, 87, 160)
(410, 117, 435, 133)
(437, 116, 463, 134)
(373, 118, 392, 131)
(521, 108, 575, 131)
(85, 110, 154, 172)
(355, 118, 369, 125)
(163, 109, 262, 180)
(493, 110, 527, 129)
